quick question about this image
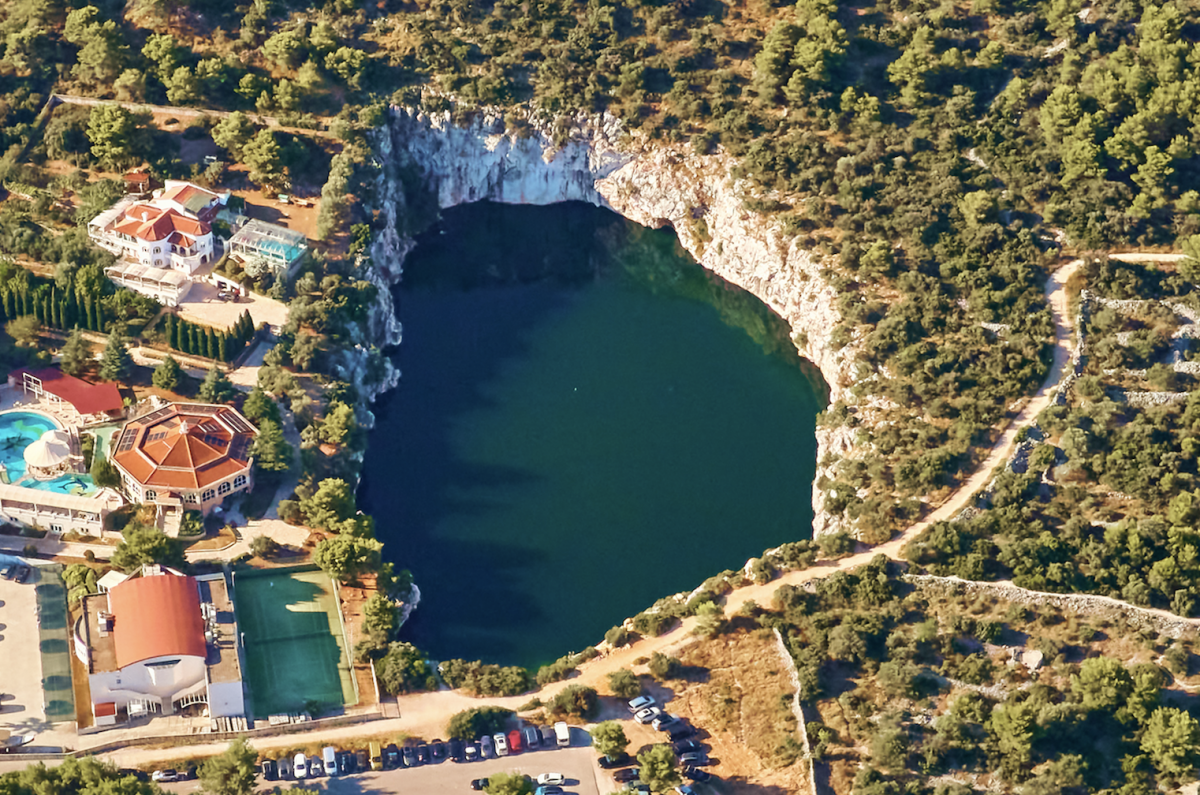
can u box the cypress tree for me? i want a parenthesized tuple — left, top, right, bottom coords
(205, 327, 217, 360)
(180, 321, 191, 354)
(19, 290, 28, 317)
(51, 300, 61, 329)
(3, 290, 14, 319)
(165, 314, 178, 350)
(95, 301, 105, 333)
(87, 298, 98, 331)
(188, 324, 200, 355)
(218, 332, 229, 363)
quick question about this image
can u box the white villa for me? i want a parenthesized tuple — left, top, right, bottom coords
(88, 182, 230, 306)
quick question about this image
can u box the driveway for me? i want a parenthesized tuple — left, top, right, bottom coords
(161, 745, 606, 795)
(176, 284, 288, 335)
(0, 561, 49, 741)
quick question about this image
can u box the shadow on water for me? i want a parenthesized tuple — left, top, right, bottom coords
(360, 201, 826, 667)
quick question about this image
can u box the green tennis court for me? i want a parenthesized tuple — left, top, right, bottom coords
(233, 568, 357, 717)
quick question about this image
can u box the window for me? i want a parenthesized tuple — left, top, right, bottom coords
(184, 493, 198, 504)
(145, 490, 157, 501)
(233, 474, 247, 489)
(218, 481, 232, 496)
(201, 489, 215, 502)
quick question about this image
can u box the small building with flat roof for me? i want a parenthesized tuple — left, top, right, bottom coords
(227, 218, 308, 281)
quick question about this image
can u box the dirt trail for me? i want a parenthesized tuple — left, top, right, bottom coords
(93, 260, 1089, 766)
(718, 258, 1081, 611)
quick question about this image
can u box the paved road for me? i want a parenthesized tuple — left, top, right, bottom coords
(0, 574, 48, 739)
(160, 745, 605, 795)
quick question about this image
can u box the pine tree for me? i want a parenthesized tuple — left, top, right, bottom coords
(197, 365, 235, 403)
(97, 329, 132, 383)
(59, 327, 92, 376)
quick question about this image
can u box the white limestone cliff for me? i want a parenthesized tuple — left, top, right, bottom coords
(365, 105, 862, 535)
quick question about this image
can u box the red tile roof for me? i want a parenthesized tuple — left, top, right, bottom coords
(112, 205, 210, 243)
(109, 574, 206, 668)
(111, 403, 257, 491)
(13, 367, 123, 416)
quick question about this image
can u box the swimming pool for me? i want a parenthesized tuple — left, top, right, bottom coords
(0, 410, 99, 496)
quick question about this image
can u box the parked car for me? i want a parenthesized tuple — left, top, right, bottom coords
(14, 565, 29, 583)
(260, 759, 278, 781)
(430, 739, 447, 762)
(628, 695, 656, 712)
(679, 753, 710, 767)
(449, 737, 466, 762)
(384, 744, 400, 769)
(0, 563, 12, 578)
(653, 714, 681, 732)
(598, 753, 632, 768)
(464, 743, 479, 762)
(493, 733, 509, 756)
(522, 726, 540, 750)
(337, 752, 354, 775)
(277, 757, 292, 779)
(293, 754, 307, 780)
(416, 742, 430, 764)
(673, 740, 707, 755)
(634, 706, 662, 724)
(470, 779, 489, 791)
(535, 787, 564, 795)
(308, 755, 323, 776)
(480, 735, 494, 758)
(323, 747, 338, 776)
(682, 766, 711, 782)
(625, 785, 651, 794)
(354, 750, 369, 770)
(539, 725, 557, 747)
(151, 770, 178, 783)
(614, 768, 641, 783)
(507, 729, 523, 754)
(674, 787, 697, 795)
(402, 745, 417, 767)
(667, 724, 695, 741)
(536, 773, 565, 786)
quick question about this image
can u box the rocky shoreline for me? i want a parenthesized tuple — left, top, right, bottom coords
(360, 104, 860, 537)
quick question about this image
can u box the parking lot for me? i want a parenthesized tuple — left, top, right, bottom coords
(0, 560, 48, 739)
(164, 746, 606, 795)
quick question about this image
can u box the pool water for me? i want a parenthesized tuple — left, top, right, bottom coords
(0, 410, 99, 496)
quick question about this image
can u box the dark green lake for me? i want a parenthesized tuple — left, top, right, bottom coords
(359, 202, 825, 668)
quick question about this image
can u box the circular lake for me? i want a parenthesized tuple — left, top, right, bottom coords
(360, 201, 825, 668)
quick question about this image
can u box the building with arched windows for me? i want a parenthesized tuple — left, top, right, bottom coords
(109, 403, 258, 519)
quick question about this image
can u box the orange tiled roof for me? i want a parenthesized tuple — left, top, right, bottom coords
(111, 403, 257, 491)
(109, 573, 206, 668)
(111, 205, 210, 243)
(160, 183, 221, 215)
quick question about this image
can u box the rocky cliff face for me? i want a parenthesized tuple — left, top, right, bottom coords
(366, 105, 860, 535)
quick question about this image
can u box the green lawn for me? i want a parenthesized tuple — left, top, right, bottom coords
(233, 568, 356, 717)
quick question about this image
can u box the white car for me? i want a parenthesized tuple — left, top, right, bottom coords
(494, 732, 509, 756)
(150, 771, 178, 783)
(653, 714, 681, 731)
(294, 753, 308, 779)
(634, 706, 663, 724)
(628, 695, 656, 713)
(536, 773, 566, 786)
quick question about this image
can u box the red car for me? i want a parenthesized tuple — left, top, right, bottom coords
(507, 729, 523, 753)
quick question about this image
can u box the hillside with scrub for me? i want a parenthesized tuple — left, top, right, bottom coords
(0, 0, 1198, 790)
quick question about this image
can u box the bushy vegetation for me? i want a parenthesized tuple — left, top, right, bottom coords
(446, 706, 515, 740)
(439, 658, 534, 696)
(765, 558, 1200, 791)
